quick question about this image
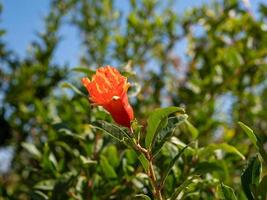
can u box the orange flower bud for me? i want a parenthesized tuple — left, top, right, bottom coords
(82, 66, 134, 128)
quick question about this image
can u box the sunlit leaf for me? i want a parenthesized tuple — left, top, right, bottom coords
(238, 122, 257, 147)
(49, 152, 58, 171)
(57, 128, 85, 141)
(238, 121, 267, 163)
(79, 155, 97, 166)
(31, 191, 49, 200)
(34, 180, 56, 191)
(22, 142, 42, 159)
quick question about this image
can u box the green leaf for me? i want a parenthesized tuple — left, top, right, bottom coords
(61, 82, 86, 97)
(103, 145, 120, 167)
(238, 121, 267, 163)
(100, 155, 117, 179)
(49, 152, 58, 171)
(238, 122, 257, 147)
(241, 155, 261, 200)
(92, 120, 131, 142)
(22, 142, 42, 159)
(152, 114, 188, 156)
(161, 145, 188, 187)
(198, 143, 245, 160)
(145, 106, 185, 149)
(221, 183, 238, 200)
(184, 119, 199, 139)
(170, 175, 200, 200)
(58, 128, 85, 141)
(41, 143, 57, 173)
(134, 194, 151, 200)
(125, 149, 138, 165)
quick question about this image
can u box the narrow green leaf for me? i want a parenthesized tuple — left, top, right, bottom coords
(61, 82, 86, 97)
(34, 180, 56, 191)
(221, 183, 238, 200)
(184, 119, 199, 139)
(238, 121, 267, 163)
(58, 128, 85, 141)
(198, 143, 245, 160)
(241, 155, 261, 200)
(145, 106, 185, 149)
(238, 122, 257, 147)
(31, 191, 49, 200)
(22, 142, 42, 159)
(100, 155, 117, 179)
(134, 194, 151, 200)
(92, 120, 131, 142)
(72, 67, 95, 75)
(170, 175, 200, 200)
(49, 153, 58, 171)
(79, 155, 97, 166)
(138, 154, 149, 173)
(161, 145, 188, 187)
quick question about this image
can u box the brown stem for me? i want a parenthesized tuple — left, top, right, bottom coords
(135, 143, 150, 160)
(148, 159, 163, 200)
(135, 142, 163, 200)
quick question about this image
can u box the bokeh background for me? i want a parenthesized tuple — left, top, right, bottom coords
(0, 0, 267, 199)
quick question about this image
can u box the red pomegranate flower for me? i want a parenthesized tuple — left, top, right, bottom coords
(82, 66, 134, 128)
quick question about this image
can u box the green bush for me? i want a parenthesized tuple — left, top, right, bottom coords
(0, 0, 266, 199)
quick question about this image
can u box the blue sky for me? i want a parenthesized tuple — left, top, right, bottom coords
(1, 0, 265, 67)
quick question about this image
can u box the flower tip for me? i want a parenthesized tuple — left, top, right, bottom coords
(81, 77, 90, 88)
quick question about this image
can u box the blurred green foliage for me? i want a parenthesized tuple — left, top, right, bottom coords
(0, 0, 266, 199)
